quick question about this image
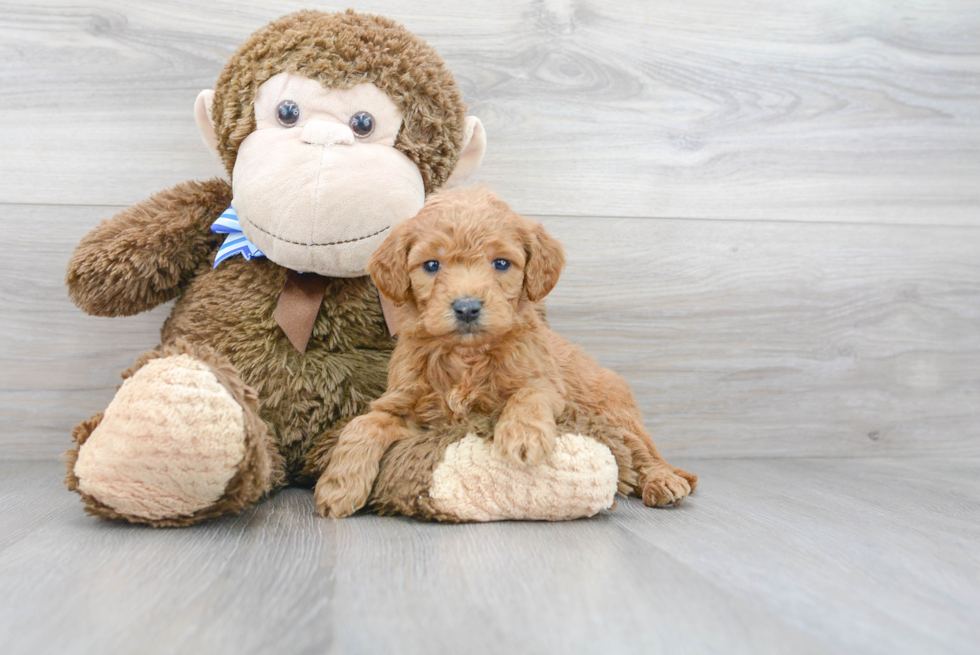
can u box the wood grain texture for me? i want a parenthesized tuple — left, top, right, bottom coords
(541, 215, 980, 458)
(2, 6, 978, 653)
(1, 458, 977, 655)
(0, 0, 978, 223)
(1, 2, 978, 458)
(2, 204, 978, 459)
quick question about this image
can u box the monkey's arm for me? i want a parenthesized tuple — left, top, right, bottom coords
(66, 178, 232, 317)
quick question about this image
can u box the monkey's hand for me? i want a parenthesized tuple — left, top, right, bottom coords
(66, 179, 231, 317)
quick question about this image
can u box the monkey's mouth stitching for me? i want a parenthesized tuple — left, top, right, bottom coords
(240, 214, 391, 247)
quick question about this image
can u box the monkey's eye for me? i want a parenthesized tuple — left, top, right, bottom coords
(422, 260, 440, 274)
(349, 111, 375, 137)
(276, 101, 301, 127)
(492, 259, 511, 272)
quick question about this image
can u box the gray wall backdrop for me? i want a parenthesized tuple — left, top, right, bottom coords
(1, 0, 978, 460)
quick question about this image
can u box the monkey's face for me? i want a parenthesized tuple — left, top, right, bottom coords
(231, 73, 426, 276)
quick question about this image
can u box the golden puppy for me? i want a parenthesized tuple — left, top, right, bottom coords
(315, 188, 697, 518)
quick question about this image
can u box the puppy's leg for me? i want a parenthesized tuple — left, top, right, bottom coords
(596, 419, 697, 507)
(493, 383, 563, 465)
(315, 411, 413, 518)
(582, 366, 696, 506)
(629, 430, 698, 507)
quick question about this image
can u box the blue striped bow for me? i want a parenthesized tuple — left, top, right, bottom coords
(211, 205, 265, 267)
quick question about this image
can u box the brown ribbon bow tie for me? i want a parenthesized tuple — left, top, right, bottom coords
(274, 270, 329, 354)
(274, 270, 399, 354)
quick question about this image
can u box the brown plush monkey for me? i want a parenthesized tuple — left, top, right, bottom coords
(64, 10, 619, 525)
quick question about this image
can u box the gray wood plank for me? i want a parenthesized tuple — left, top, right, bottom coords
(542, 215, 980, 459)
(614, 457, 980, 655)
(0, 202, 171, 458)
(4, 204, 978, 459)
(1, 458, 977, 655)
(0, 0, 977, 223)
(0, 463, 336, 655)
(0, 459, 77, 552)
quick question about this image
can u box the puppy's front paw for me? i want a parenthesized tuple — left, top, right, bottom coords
(492, 416, 558, 465)
(314, 473, 372, 519)
(641, 467, 697, 507)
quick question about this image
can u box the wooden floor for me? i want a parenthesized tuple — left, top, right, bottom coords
(1, 458, 977, 655)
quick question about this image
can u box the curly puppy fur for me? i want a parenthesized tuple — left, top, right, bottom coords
(212, 9, 467, 193)
(315, 188, 697, 518)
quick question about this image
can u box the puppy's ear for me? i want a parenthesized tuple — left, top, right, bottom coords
(369, 222, 416, 303)
(523, 221, 566, 302)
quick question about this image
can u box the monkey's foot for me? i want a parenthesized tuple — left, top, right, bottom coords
(65, 344, 279, 526)
(428, 433, 619, 522)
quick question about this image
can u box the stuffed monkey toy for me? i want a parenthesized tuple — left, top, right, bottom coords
(64, 10, 620, 525)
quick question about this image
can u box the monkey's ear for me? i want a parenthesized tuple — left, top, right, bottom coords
(523, 221, 566, 302)
(445, 116, 486, 188)
(194, 89, 219, 154)
(369, 223, 416, 304)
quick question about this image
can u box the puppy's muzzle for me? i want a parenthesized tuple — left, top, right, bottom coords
(452, 297, 483, 325)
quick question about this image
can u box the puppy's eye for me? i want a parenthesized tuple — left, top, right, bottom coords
(492, 259, 511, 272)
(276, 101, 301, 127)
(349, 111, 375, 137)
(422, 260, 440, 274)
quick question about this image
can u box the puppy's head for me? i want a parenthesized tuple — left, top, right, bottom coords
(369, 187, 565, 343)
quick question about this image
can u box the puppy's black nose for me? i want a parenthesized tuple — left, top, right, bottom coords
(452, 297, 483, 324)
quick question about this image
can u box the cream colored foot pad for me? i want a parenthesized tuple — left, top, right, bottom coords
(74, 354, 246, 520)
(429, 433, 619, 522)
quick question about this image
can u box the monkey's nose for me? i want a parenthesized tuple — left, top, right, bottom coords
(300, 120, 355, 146)
(452, 297, 483, 324)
